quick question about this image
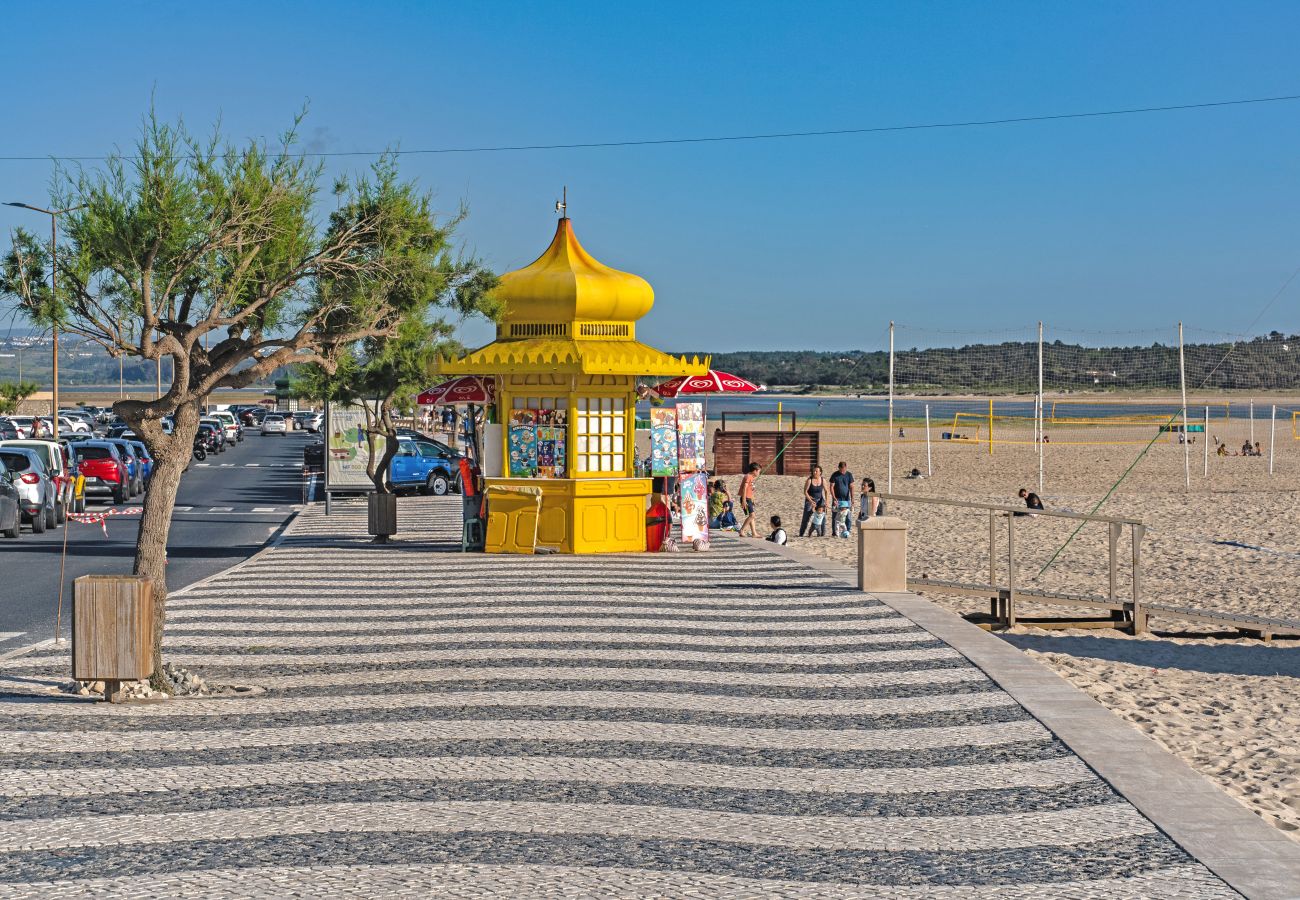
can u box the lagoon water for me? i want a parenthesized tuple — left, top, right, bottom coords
(639, 394, 1209, 422)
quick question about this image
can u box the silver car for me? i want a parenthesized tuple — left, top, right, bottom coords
(0, 447, 56, 533)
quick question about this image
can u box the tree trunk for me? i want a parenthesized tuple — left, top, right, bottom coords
(128, 400, 201, 688)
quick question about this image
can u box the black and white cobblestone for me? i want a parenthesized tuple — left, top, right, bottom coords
(0, 496, 1238, 897)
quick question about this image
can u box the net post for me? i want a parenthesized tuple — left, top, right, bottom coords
(1270, 405, 1277, 475)
(1178, 322, 1190, 489)
(924, 403, 932, 476)
(1203, 406, 1209, 478)
(1037, 320, 1044, 493)
(987, 397, 993, 456)
(887, 321, 894, 492)
(1250, 398, 1254, 444)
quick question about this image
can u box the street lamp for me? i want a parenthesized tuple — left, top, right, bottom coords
(4, 201, 87, 440)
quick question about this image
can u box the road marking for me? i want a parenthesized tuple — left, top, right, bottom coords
(220, 463, 235, 468)
(0, 633, 25, 644)
(196, 463, 211, 467)
(209, 507, 234, 513)
(246, 463, 261, 467)
(174, 506, 193, 512)
(252, 507, 276, 513)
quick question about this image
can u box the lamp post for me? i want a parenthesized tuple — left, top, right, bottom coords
(4, 201, 87, 440)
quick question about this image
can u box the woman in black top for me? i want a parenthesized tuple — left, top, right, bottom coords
(800, 465, 829, 537)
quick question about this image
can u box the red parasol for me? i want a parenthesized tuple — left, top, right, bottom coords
(416, 375, 495, 406)
(653, 370, 759, 398)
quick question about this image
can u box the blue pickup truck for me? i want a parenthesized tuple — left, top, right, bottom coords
(389, 436, 461, 495)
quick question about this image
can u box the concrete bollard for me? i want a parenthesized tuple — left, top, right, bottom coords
(857, 517, 908, 593)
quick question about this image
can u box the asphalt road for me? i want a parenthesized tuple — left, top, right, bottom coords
(0, 429, 312, 654)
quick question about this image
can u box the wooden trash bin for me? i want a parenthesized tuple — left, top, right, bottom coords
(857, 517, 908, 593)
(73, 575, 154, 702)
(368, 492, 398, 541)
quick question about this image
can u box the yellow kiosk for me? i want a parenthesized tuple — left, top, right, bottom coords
(439, 214, 707, 553)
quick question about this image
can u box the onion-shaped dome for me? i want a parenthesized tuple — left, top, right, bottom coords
(494, 218, 654, 324)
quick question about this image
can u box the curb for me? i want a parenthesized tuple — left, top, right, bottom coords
(747, 534, 1300, 900)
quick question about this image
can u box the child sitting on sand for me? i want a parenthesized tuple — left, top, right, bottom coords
(767, 515, 787, 545)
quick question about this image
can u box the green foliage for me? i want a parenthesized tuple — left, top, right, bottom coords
(291, 158, 499, 491)
(0, 109, 491, 419)
(0, 380, 39, 416)
(701, 334, 1300, 393)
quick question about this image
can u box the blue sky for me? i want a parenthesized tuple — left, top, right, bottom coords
(2, 1, 1298, 351)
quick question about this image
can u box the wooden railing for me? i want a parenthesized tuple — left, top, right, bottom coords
(876, 493, 1148, 633)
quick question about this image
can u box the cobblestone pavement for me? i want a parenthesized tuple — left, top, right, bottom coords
(0, 498, 1238, 898)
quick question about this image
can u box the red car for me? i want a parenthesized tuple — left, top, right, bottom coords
(73, 442, 131, 505)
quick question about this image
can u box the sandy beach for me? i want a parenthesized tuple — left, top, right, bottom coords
(715, 412, 1300, 838)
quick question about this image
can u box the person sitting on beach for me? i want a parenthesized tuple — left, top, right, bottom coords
(905, 467, 923, 479)
(1255, 441, 1263, 456)
(858, 477, 882, 521)
(1217, 442, 1229, 457)
(1243, 440, 1254, 457)
(708, 479, 737, 530)
(767, 515, 787, 545)
(1017, 488, 1044, 516)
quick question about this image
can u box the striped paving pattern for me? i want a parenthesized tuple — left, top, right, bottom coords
(0, 498, 1235, 898)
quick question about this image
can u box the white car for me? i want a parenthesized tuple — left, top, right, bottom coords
(0, 446, 56, 533)
(59, 410, 96, 432)
(210, 409, 242, 443)
(0, 439, 72, 521)
(261, 414, 287, 435)
(306, 412, 323, 433)
(6, 416, 34, 438)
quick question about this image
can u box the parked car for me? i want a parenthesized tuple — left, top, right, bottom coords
(36, 416, 88, 436)
(261, 414, 288, 435)
(102, 439, 144, 497)
(394, 428, 464, 464)
(72, 441, 130, 505)
(58, 440, 87, 514)
(0, 419, 19, 441)
(196, 423, 222, 455)
(0, 439, 73, 522)
(303, 412, 324, 433)
(303, 437, 324, 471)
(107, 425, 134, 439)
(211, 409, 243, 443)
(198, 417, 229, 451)
(0, 447, 56, 532)
(58, 410, 96, 432)
(6, 416, 35, 438)
(0, 455, 21, 538)
(127, 440, 153, 483)
(292, 411, 315, 431)
(390, 436, 460, 495)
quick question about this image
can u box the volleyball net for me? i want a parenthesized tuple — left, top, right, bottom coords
(880, 323, 1300, 489)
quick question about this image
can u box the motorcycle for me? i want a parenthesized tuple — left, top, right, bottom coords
(193, 437, 207, 461)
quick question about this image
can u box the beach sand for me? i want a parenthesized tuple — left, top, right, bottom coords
(714, 413, 1300, 837)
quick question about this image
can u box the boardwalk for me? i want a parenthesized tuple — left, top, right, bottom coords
(0, 498, 1239, 898)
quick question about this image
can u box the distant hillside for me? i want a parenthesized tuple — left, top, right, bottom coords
(698, 333, 1300, 394)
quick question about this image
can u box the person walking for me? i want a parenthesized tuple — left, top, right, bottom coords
(800, 464, 829, 537)
(830, 461, 855, 539)
(738, 463, 760, 537)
